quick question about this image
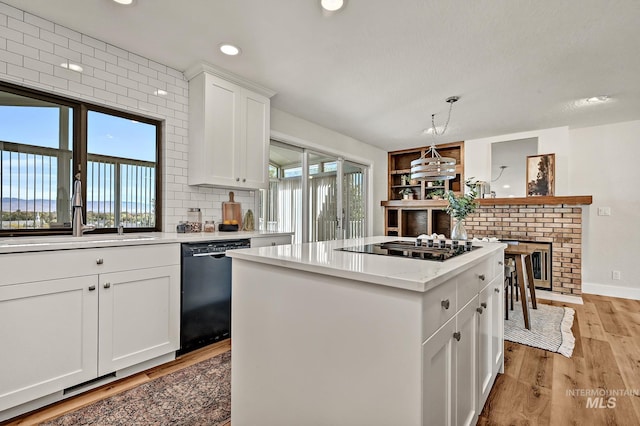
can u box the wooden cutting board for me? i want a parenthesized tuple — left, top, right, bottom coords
(222, 192, 243, 228)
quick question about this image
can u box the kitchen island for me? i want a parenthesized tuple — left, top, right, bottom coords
(227, 236, 506, 426)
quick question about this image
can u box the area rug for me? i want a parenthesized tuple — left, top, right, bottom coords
(43, 350, 231, 426)
(504, 301, 575, 358)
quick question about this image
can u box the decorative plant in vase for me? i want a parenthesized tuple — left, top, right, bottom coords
(399, 188, 414, 200)
(445, 179, 479, 240)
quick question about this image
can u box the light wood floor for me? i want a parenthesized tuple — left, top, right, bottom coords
(478, 294, 640, 425)
(4, 294, 640, 426)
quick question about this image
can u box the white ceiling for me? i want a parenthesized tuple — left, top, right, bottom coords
(4, 0, 640, 151)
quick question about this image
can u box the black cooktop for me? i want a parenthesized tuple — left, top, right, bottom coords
(336, 240, 478, 262)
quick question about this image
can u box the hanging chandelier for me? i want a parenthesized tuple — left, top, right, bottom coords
(410, 96, 459, 182)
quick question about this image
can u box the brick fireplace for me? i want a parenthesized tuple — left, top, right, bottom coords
(465, 203, 584, 296)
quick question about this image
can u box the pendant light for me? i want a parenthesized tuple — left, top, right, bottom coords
(410, 96, 459, 182)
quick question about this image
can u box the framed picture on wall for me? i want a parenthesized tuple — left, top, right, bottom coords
(526, 153, 555, 196)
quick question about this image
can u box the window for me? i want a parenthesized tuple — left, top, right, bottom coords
(0, 82, 161, 235)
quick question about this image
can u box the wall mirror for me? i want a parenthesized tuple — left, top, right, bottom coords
(490, 137, 538, 198)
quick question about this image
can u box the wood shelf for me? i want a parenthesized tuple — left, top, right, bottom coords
(382, 195, 592, 208)
(478, 195, 593, 206)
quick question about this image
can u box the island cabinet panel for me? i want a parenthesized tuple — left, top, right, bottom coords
(230, 240, 505, 426)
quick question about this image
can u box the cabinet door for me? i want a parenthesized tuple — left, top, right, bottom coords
(0, 276, 98, 411)
(491, 276, 504, 377)
(477, 284, 493, 410)
(203, 76, 242, 187)
(455, 298, 478, 426)
(422, 318, 456, 426)
(98, 265, 180, 376)
(241, 89, 270, 189)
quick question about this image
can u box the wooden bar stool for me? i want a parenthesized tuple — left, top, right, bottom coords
(504, 246, 538, 330)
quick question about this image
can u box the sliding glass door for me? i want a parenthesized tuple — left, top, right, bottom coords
(259, 141, 368, 243)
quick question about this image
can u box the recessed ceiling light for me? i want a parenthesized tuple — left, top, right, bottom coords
(502, 184, 511, 189)
(154, 89, 168, 96)
(321, 0, 344, 11)
(60, 62, 83, 72)
(219, 44, 241, 56)
(585, 95, 610, 104)
(112, 0, 135, 5)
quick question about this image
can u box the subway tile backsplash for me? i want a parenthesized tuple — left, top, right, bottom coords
(0, 2, 256, 231)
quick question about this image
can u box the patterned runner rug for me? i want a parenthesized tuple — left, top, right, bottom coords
(504, 301, 575, 357)
(43, 350, 231, 425)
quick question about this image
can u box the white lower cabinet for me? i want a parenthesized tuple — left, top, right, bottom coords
(0, 276, 98, 412)
(423, 296, 479, 426)
(98, 265, 180, 376)
(477, 276, 504, 410)
(0, 244, 180, 418)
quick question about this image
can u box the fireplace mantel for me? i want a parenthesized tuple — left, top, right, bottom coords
(381, 195, 592, 208)
(478, 195, 592, 206)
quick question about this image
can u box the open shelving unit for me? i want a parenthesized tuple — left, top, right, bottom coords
(384, 141, 464, 237)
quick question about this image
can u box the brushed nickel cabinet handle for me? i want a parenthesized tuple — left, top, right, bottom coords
(96, 258, 104, 265)
(103, 283, 111, 289)
(494, 288, 500, 293)
(242, 178, 246, 182)
(441, 299, 450, 310)
(481, 302, 487, 308)
(498, 261, 504, 265)
(236, 177, 240, 182)
(88, 285, 96, 291)
(477, 307, 484, 314)
(453, 332, 461, 342)
(478, 274, 486, 281)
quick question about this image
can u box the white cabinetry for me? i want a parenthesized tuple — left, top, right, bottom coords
(0, 276, 98, 413)
(250, 234, 292, 248)
(187, 63, 275, 189)
(98, 265, 179, 376)
(0, 244, 180, 417)
(422, 253, 503, 426)
(231, 245, 504, 425)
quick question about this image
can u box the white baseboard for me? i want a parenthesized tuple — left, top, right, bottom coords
(535, 289, 584, 305)
(582, 282, 640, 300)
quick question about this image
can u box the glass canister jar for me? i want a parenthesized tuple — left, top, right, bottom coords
(204, 220, 215, 232)
(187, 208, 202, 232)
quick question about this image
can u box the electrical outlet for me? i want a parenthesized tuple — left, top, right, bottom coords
(612, 270, 621, 280)
(598, 207, 611, 216)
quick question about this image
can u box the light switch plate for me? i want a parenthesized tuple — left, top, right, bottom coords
(597, 207, 611, 216)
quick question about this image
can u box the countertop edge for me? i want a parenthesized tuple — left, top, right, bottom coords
(0, 231, 293, 254)
(228, 238, 507, 293)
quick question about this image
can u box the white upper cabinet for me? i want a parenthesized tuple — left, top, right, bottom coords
(186, 63, 275, 189)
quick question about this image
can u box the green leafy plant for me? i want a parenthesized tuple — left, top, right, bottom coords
(445, 179, 479, 220)
(428, 189, 445, 199)
(399, 187, 414, 196)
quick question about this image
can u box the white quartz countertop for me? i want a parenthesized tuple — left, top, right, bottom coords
(227, 236, 507, 293)
(0, 231, 292, 254)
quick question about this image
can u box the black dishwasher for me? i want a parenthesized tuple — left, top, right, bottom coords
(179, 239, 250, 355)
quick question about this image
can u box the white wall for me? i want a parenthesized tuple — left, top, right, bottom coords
(271, 109, 387, 236)
(466, 127, 571, 195)
(569, 120, 640, 299)
(466, 121, 640, 299)
(0, 3, 381, 235)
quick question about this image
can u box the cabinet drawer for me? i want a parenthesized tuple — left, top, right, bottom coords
(456, 258, 492, 305)
(250, 235, 292, 248)
(421, 278, 457, 342)
(0, 244, 179, 287)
